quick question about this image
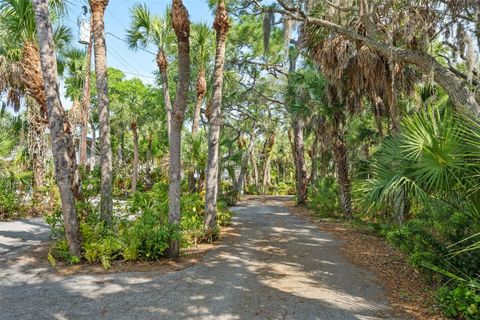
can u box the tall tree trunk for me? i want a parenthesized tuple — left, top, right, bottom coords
(80, 18, 93, 167)
(156, 50, 172, 141)
(131, 121, 139, 193)
(251, 149, 259, 188)
(32, 0, 82, 256)
(192, 68, 206, 135)
(372, 95, 384, 138)
(90, 0, 113, 224)
(309, 133, 319, 187)
(26, 98, 47, 204)
(331, 109, 353, 219)
(167, 0, 191, 258)
(145, 133, 153, 189)
(293, 118, 308, 205)
(188, 68, 207, 192)
(205, 0, 230, 233)
(261, 131, 275, 194)
(386, 66, 400, 134)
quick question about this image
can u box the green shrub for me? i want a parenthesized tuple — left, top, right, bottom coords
(49, 181, 232, 269)
(219, 184, 239, 206)
(438, 283, 480, 320)
(0, 188, 21, 218)
(308, 176, 341, 218)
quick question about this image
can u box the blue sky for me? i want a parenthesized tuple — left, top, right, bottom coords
(64, 0, 214, 84)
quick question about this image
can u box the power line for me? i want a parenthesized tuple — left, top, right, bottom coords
(106, 32, 156, 56)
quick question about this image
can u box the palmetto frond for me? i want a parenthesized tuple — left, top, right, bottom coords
(126, 3, 171, 51)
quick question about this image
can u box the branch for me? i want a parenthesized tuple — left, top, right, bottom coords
(270, 0, 480, 116)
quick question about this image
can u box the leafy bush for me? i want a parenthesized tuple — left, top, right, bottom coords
(0, 188, 21, 219)
(438, 283, 480, 320)
(219, 188, 239, 207)
(308, 176, 341, 218)
(49, 181, 232, 269)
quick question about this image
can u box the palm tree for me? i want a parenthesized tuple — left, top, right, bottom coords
(0, 0, 71, 203)
(205, 0, 230, 233)
(126, 3, 173, 140)
(167, 0, 191, 258)
(188, 23, 213, 191)
(89, 0, 113, 224)
(191, 23, 213, 135)
(32, 0, 82, 256)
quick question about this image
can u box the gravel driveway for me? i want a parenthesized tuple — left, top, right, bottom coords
(0, 196, 401, 319)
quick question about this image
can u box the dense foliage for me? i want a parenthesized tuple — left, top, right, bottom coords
(1, 0, 480, 317)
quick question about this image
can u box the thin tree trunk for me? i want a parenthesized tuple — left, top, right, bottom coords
(293, 118, 308, 205)
(386, 67, 400, 134)
(309, 133, 319, 187)
(234, 133, 254, 194)
(167, 0, 191, 258)
(80, 18, 93, 167)
(131, 121, 139, 193)
(188, 69, 207, 192)
(90, 120, 96, 167)
(90, 0, 113, 224)
(331, 109, 353, 219)
(205, 0, 229, 233)
(156, 50, 172, 141)
(32, 0, 82, 256)
(145, 134, 153, 189)
(252, 150, 259, 188)
(192, 68, 206, 135)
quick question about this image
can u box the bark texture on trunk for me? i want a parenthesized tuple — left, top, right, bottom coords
(145, 134, 153, 189)
(205, 0, 229, 233)
(80, 24, 93, 167)
(234, 132, 255, 194)
(386, 66, 400, 134)
(261, 131, 276, 194)
(156, 50, 172, 141)
(32, 0, 82, 256)
(90, 0, 113, 224)
(193, 68, 206, 134)
(188, 68, 207, 192)
(293, 118, 308, 205)
(167, 0, 191, 258)
(331, 110, 353, 219)
(131, 121, 139, 193)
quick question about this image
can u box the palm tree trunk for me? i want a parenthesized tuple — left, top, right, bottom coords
(156, 50, 172, 141)
(332, 110, 353, 219)
(32, 0, 82, 257)
(80, 24, 93, 167)
(188, 69, 207, 192)
(192, 69, 206, 134)
(131, 121, 139, 193)
(167, 0, 191, 258)
(90, 0, 113, 224)
(205, 0, 229, 233)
